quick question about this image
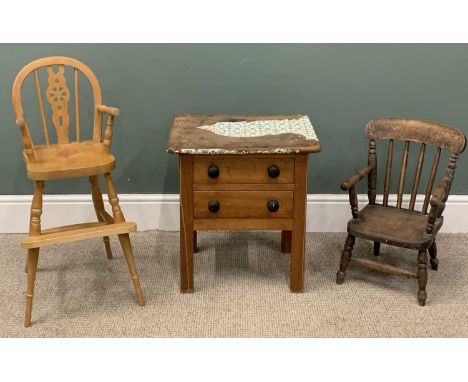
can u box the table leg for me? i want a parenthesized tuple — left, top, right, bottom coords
(180, 155, 194, 293)
(281, 231, 292, 253)
(290, 154, 308, 292)
(193, 231, 198, 253)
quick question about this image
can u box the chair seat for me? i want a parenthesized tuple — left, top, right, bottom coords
(25, 141, 115, 180)
(348, 204, 443, 249)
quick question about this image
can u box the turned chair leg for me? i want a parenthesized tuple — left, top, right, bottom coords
(373, 242, 380, 256)
(118, 234, 145, 306)
(24, 248, 39, 327)
(336, 234, 356, 284)
(104, 173, 145, 306)
(417, 249, 428, 306)
(89, 175, 113, 260)
(429, 241, 438, 270)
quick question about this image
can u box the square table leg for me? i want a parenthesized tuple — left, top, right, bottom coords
(179, 155, 194, 292)
(290, 154, 308, 292)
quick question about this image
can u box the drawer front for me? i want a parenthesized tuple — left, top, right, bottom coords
(194, 191, 293, 219)
(193, 156, 294, 184)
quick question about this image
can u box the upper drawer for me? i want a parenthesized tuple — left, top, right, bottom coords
(193, 156, 294, 184)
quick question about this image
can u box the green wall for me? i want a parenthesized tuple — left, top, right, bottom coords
(1, 44, 468, 195)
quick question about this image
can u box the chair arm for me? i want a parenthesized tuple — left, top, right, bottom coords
(16, 116, 25, 128)
(429, 177, 451, 208)
(97, 104, 120, 117)
(340, 165, 373, 191)
(15, 115, 35, 162)
(426, 173, 452, 234)
(97, 105, 120, 151)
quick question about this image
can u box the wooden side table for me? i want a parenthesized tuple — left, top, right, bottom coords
(167, 114, 320, 292)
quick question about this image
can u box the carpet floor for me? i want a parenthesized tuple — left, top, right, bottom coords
(0, 231, 467, 337)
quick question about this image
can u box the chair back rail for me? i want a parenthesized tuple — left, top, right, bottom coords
(12, 56, 104, 151)
(364, 118, 466, 214)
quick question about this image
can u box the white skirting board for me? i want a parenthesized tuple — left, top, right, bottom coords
(0, 194, 467, 233)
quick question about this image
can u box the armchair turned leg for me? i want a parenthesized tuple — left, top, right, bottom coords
(336, 234, 355, 285)
(429, 241, 438, 271)
(417, 249, 428, 306)
(24, 248, 39, 327)
(373, 242, 380, 256)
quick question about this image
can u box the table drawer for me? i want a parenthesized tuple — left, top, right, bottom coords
(193, 191, 293, 219)
(193, 156, 294, 184)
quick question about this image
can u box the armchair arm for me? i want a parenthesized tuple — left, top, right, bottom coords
(97, 105, 120, 151)
(15, 115, 35, 162)
(340, 165, 374, 219)
(97, 104, 120, 117)
(426, 172, 452, 234)
(340, 165, 373, 191)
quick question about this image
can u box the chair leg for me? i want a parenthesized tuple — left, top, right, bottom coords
(89, 175, 113, 260)
(429, 241, 438, 270)
(24, 248, 39, 327)
(417, 249, 428, 306)
(118, 234, 145, 306)
(373, 242, 380, 256)
(336, 234, 356, 285)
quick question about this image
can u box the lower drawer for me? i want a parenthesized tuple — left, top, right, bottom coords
(193, 191, 293, 219)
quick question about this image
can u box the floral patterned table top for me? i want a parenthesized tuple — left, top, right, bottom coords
(167, 114, 321, 155)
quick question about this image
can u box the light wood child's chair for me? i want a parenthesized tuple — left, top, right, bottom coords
(12, 56, 145, 327)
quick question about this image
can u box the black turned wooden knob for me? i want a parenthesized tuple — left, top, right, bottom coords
(267, 199, 280, 212)
(207, 165, 220, 179)
(208, 200, 220, 213)
(267, 165, 280, 178)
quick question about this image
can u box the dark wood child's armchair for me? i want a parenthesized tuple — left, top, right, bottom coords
(336, 118, 466, 306)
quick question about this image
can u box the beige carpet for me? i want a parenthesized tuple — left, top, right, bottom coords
(0, 231, 467, 337)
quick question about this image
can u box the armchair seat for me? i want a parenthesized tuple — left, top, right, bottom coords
(26, 141, 115, 181)
(348, 204, 443, 249)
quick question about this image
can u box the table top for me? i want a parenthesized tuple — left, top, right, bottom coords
(167, 114, 321, 155)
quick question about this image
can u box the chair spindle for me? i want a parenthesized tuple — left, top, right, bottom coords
(34, 69, 50, 145)
(368, 139, 377, 205)
(422, 147, 441, 214)
(74, 68, 80, 142)
(383, 139, 393, 207)
(397, 141, 410, 208)
(409, 143, 426, 211)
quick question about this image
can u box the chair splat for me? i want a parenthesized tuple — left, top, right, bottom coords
(45, 65, 71, 144)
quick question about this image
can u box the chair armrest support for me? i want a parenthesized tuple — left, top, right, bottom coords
(97, 105, 120, 151)
(348, 185, 359, 219)
(15, 115, 35, 162)
(426, 172, 452, 234)
(340, 165, 373, 191)
(97, 104, 120, 117)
